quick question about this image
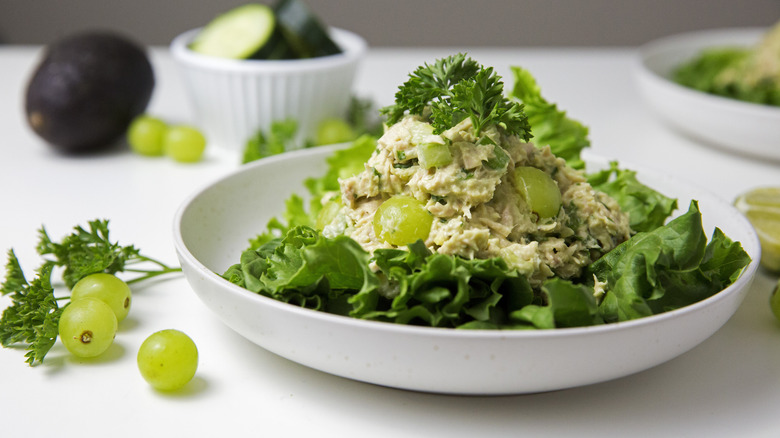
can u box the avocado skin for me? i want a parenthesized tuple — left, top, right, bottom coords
(25, 32, 155, 153)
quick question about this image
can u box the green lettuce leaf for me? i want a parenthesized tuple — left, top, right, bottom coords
(225, 226, 378, 315)
(304, 134, 377, 200)
(509, 66, 589, 169)
(587, 161, 677, 232)
(243, 119, 301, 164)
(247, 135, 377, 248)
(225, 229, 538, 328)
(366, 241, 535, 328)
(587, 200, 751, 322)
(541, 278, 604, 328)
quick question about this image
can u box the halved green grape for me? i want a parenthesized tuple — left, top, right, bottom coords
(417, 142, 452, 169)
(127, 115, 168, 156)
(513, 166, 562, 218)
(373, 195, 433, 246)
(164, 125, 207, 163)
(315, 118, 356, 145)
(58, 297, 118, 358)
(137, 329, 199, 391)
(70, 273, 132, 322)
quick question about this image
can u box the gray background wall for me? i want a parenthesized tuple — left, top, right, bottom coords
(0, 0, 778, 47)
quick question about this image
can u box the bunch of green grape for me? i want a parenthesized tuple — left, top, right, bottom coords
(58, 273, 198, 391)
(58, 273, 130, 358)
(127, 114, 207, 163)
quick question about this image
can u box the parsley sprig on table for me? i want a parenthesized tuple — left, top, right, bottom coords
(0, 219, 181, 365)
(380, 53, 532, 140)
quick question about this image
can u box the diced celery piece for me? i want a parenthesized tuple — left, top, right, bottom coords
(417, 142, 452, 169)
(409, 121, 435, 145)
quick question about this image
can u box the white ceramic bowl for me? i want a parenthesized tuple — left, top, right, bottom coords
(172, 146, 760, 395)
(635, 27, 780, 161)
(170, 28, 367, 152)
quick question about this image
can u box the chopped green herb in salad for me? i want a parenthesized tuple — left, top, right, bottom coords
(224, 54, 751, 329)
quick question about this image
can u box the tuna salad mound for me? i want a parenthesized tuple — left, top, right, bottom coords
(224, 54, 750, 330)
(327, 115, 631, 287)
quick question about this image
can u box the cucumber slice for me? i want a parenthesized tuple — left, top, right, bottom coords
(190, 4, 278, 59)
(274, 0, 342, 58)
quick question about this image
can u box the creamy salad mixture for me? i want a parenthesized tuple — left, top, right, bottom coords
(322, 115, 631, 287)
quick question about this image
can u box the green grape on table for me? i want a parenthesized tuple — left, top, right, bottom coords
(127, 115, 168, 156)
(315, 118, 356, 145)
(373, 195, 433, 246)
(513, 166, 562, 219)
(58, 297, 118, 358)
(164, 125, 207, 163)
(137, 329, 199, 391)
(70, 273, 132, 322)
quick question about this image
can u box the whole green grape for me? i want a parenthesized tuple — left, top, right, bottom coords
(164, 125, 207, 163)
(70, 273, 132, 322)
(128, 115, 168, 156)
(58, 297, 118, 358)
(373, 195, 433, 246)
(513, 166, 562, 219)
(137, 329, 198, 391)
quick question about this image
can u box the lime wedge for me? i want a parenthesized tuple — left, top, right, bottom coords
(735, 187, 780, 272)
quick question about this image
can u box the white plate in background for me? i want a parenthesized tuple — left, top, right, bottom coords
(635, 27, 780, 161)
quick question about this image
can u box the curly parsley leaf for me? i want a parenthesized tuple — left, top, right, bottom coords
(0, 253, 61, 365)
(381, 53, 531, 140)
(37, 219, 179, 288)
(1, 248, 26, 295)
(1, 220, 181, 365)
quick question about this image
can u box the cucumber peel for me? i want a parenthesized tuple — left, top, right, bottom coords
(274, 0, 341, 58)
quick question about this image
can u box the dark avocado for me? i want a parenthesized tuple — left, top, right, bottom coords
(25, 31, 155, 153)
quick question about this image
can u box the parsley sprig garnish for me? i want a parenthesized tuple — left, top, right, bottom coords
(380, 53, 532, 140)
(0, 219, 181, 365)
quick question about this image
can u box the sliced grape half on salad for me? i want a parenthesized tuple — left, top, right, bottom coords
(222, 54, 751, 330)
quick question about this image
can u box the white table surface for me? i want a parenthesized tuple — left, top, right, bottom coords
(2, 45, 780, 438)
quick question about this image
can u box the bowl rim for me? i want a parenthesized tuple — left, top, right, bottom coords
(636, 26, 780, 118)
(170, 26, 368, 72)
(172, 145, 761, 341)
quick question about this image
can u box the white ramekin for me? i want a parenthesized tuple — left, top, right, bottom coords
(170, 27, 367, 153)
